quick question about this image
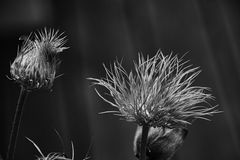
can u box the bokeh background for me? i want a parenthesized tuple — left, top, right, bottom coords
(1, 0, 240, 160)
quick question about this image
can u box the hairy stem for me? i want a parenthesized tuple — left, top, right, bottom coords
(140, 125, 149, 160)
(6, 86, 29, 160)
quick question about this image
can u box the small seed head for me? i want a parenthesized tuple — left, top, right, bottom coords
(26, 137, 74, 160)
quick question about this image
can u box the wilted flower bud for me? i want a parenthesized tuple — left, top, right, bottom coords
(10, 28, 68, 90)
(133, 126, 188, 160)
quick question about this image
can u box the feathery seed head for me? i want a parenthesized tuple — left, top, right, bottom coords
(10, 28, 68, 90)
(90, 51, 219, 128)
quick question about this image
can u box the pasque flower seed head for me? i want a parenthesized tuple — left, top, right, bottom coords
(90, 51, 219, 128)
(10, 28, 68, 90)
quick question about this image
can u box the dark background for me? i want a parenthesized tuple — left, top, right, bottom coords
(1, 0, 240, 160)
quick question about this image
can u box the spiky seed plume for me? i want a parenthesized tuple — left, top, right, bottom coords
(10, 28, 68, 90)
(90, 51, 219, 128)
(26, 137, 74, 160)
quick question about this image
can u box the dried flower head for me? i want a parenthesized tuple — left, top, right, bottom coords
(26, 137, 74, 160)
(10, 28, 68, 90)
(90, 51, 219, 128)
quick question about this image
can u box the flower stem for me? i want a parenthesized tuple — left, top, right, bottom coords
(140, 125, 149, 160)
(6, 86, 29, 160)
